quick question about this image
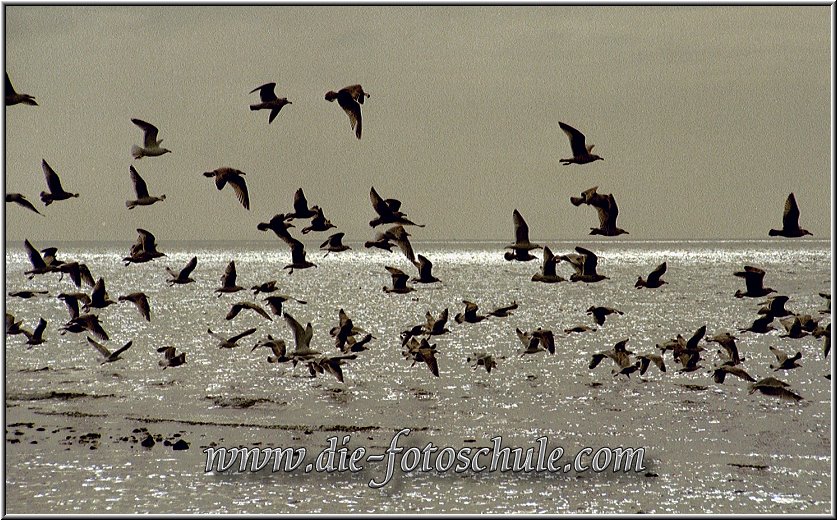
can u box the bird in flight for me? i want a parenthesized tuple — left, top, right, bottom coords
(249, 82, 291, 124)
(558, 121, 603, 165)
(130, 118, 171, 159)
(325, 84, 370, 139)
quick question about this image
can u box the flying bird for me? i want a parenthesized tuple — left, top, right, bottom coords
(383, 266, 415, 294)
(454, 300, 487, 324)
(118, 292, 151, 321)
(733, 266, 775, 298)
(531, 246, 565, 283)
(22, 318, 48, 347)
(283, 238, 317, 274)
(126, 166, 166, 209)
(88, 336, 133, 364)
(320, 232, 351, 256)
(215, 260, 246, 296)
(131, 118, 171, 159)
(558, 121, 603, 165)
(5, 73, 37, 106)
(6, 193, 43, 216)
(368, 187, 424, 228)
(257, 214, 295, 242)
(263, 294, 307, 317)
(402, 337, 440, 377)
(60, 313, 109, 341)
(412, 254, 441, 284)
(124, 228, 166, 266)
(249, 82, 291, 124)
(301, 206, 336, 234)
(504, 209, 541, 261)
(769, 193, 812, 238)
(748, 377, 802, 401)
(157, 346, 187, 369)
(768, 346, 802, 371)
(203, 168, 250, 210)
(226, 301, 273, 321)
(562, 247, 609, 283)
(208, 327, 258, 349)
(570, 187, 627, 236)
(39, 160, 79, 206)
(635, 262, 668, 289)
(587, 305, 624, 326)
(325, 84, 369, 139)
(284, 188, 318, 221)
(166, 256, 198, 286)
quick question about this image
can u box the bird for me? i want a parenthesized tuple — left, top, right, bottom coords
(263, 295, 306, 316)
(402, 337, 440, 377)
(126, 165, 166, 209)
(769, 193, 812, 237)
(769, 346, 802, 370)
(532, 328, 556, 355)
(6, 193, 43, 216)
(84, 278, 116, 310)
(739, 314, 776, 334)
(23, 239, 55, 278)
(329, 308, 359, 352)
(614, 361, 643, 379)
(283, 238, 317, 274)
(320, 232, 351, 256)
(531, 246, 565, 283)
(705, 332, 744, 366)
(504, 209, 541, 261)
(60, 313, 109, 341)
(130, 118, 171, 159)
(5, 72, 37, 106)
(87, 336, 133, 364)
(118, 292, 151, 321)
(22, 318, 47, 348)
(8, 290, 49, 299)
(412, 254, 441, 284)
(251, 280, 279, 295)
(368, 187, 424, 228)
(636, 262, 668, 289)
(257, 214, 295, 242)
(283, 311, 321, 362)
(516, 328, 548, 356)
(558, 121, 603, 165)
(564, 325, 597, 334)
(57, 292, 90, 321)
(383, 266, 415, 294)
(562, 247, 609, 283)
(733, 266, 775, 298)
(467, 352, 500, 374)
(208, 327, 258, 349)
(305, 354, 358, 383)
(757, 295, 792, 318)
(748, 377, 802, 401)
(166, 256, 198, 286)
(215, 261, 246, 296)
(284, 188, 318, 221)
(325, 84, 369, 139)
(586, 305, 623, 326)
(39, 160, 79, 206)
(301, 206, 336, 235)
(203, 168, 250, 210)
(123, 228, 166, 266)
(487, 301, 518, 318)
(637, 353, 666, 375)
(226, 301, 273, 321)
(251, 336, 292, 364)
(454, 300, 487, 324)
(5, 313, 25, 336)
(424, 308, 451, 338)
(570, 187, 627, 236)
(157, 346, 186, 369)
(712, 365, 756, 384)
(589, 339, 633, 371)
(249, 82, 291, 124)
(779, 316, 809, 339)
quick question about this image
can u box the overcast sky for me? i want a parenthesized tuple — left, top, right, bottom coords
(2, 6, 831, 245)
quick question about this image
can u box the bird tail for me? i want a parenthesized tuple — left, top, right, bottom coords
(325, 91, 338, 102)
(768, 229, 780, 236)
(257, 222, 269, 232)
(570, 196, 585, 206)
(249, 104, 260, 111)
(126, 200, 136, 209)
(130, 145, 143, 159)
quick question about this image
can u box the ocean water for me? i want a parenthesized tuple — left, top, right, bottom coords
(3, 239, 833, 514)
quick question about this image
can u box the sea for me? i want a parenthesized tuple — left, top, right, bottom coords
(3, 239, 833, 514)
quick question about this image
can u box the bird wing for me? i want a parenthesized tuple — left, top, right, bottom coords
(575, 246, 599, 275)
(110, 341, 134, 358)
(229, 327, 258, 343)
(336, 90, 362, 138)
(292, 188, 309, 215)
(6, 72, 16, 95)
(221, 261, 237, 287)
(131, 118, 160, 147)
(369, 187, 390, 218)
(24, 239, 47, 269)
(86, 336, 111, 359)
(558, 121, 588, 158)
(647, 262, 667, 285)
(129, 166, 150, 199)
(289, 239, 307, 264)
(769, 346, 788, 363)
(41, 160, 65, 194)
(283, 312, 306, 351)
(224, 171, 250, 210)
(180, 256, 198, 278)
(250, 82, 278, 102)
(385, 266, 409, 288)
(137, 228, 158, 253)
(511, 209, 530, 244)
(782, 193, 801, 230)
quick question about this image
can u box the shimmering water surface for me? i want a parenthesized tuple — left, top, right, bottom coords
(3, 239, 833, 514)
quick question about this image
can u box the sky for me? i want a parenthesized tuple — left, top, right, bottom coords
(2, 6, 832, 245)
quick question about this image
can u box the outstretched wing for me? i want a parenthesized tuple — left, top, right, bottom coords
(129, 166, 150, 198)
(558, 121, 588, 158)
(250, 82, 278, 102)
(131, 118, 160, 147)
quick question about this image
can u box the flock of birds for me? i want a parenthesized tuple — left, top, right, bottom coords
(4, 72, 831, 402)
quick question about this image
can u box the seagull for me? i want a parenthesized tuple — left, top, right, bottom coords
(711, 365, 756, 384)
(402, 337, 440, 377)
(635, 262, 668, 289)
(424, 308, 451, 338)
(23, 239, 55, 278)
(208, 327, 258, 349)
(454, 300, 487, 324)
(8, 290, 48, 299)
(778, 316, 809, 339)
(283, 311, 321, 361)
(637, 353, 666, 375)
(504, 209, 541, 261)
(757, 295, 792, 318)
(124, 228, 166, 265)
(215, 260, 246, 296)
(251, 280, 279, 295)
(769, 346, 802, 371)
(57, 292, 90, 321)
(614, 361, 643, 379)
(305, 353, 358, 383)
(22, 318, 47, 348)
(5, 313, 25, 336)
(739, 314, 776, 334)
(166, 256, 197, 286)
(531, 246, 565, 283)
(558, 121, 604, 165)
(39, 160, 79, 206)
(589, 339, 633, 371)
(87, 336, 133, 364)
(84, 278, 116, 310)
(516, 328, 548, 356)
(562, 246, 608, 283)
(157, 346, 187, 369)
(411, 254, 441, 284)
(203, 168, 250, 210)
(263, 294, 307, 316)
(587, 306, 623, 326)
(283, 238, 317, 274)
(130, 118, 171, 159)
(748, 377, 802, 401)
(320, 232, 351, 256)
(532, 328, 556, 355)
(487, 301, 518, 318)
(733, 266, 775, 298)
(329, 308, 359, 352)
(226, 301, 273, 321)
(249, 82, 291, 124)
(570, 187, 627, 236)
(301, 206, 336, 235)
(251, 335, 292, 364)
(383, 266, 415, 294)
(467, 352, 500, 374)
(118, 292, 151, 321)
(5, 72, 37, 106)
(60, 313, 109, 341)
(325, 84, 369, 139)
(705, 332, 744, 366)
(564, 325, 597, 334)
(6, 193, 43, 215)
(257, 214, 295, 241)
(126, 166, 166, 209)
(769, 193, 812, 238)
(368, 187, 424, 228)
(284, 188, 318, 221)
